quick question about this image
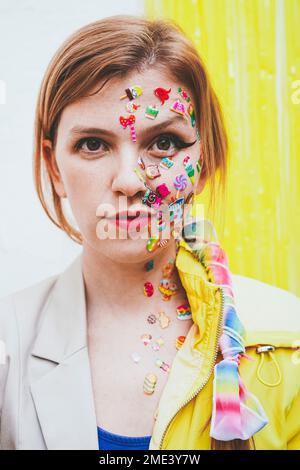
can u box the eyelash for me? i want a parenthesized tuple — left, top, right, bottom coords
(74, 133, 196, 158)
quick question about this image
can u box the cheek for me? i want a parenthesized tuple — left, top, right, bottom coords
(143, 155, 195, 204)
(61, 161, 107, 222)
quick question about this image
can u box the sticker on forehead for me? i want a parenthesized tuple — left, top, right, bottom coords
(177, 87, 191, 102)
(145, 104, 159, 119)
(126, 102, 140, 113)
(154, 87, 171, 105)
(170, 99, 186, 116)
(120, 85, 143, 101)
(119, 114, 136, 143)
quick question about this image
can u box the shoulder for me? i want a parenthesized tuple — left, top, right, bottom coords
(231, 273, 300, 332)
(0, 273, 59, 333)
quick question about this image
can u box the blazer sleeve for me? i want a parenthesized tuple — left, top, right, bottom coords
(0, 296, 13, 449)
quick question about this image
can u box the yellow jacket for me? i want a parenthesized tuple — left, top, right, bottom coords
(149, 239, 300, 450)
(0, 241, 299, 449)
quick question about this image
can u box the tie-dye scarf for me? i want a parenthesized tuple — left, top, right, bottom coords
(181, 216, 269, 441)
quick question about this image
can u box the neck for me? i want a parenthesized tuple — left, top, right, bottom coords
(82, 240, 185, 325)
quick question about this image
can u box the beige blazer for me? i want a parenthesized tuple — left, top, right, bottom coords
(1, 253, 299, 450)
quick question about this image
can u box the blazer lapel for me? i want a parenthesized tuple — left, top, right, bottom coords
(29, 254, 99, 450)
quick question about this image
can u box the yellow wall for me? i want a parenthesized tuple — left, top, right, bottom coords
(145, 0, 300, 297)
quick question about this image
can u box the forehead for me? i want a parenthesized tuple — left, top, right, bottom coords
(59, 68, 195, 132)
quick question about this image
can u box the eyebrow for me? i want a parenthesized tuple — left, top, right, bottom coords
(68, 115, 190, 139)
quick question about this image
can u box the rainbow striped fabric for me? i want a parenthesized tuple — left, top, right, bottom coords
(183, 219, 269, 441)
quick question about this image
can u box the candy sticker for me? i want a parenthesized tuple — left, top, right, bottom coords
(170, 99, 186, 116)
(119, 114, 136, 143)
(160, 157, 174, 169)
(143, 281, 154, 297)
(145, 164, 161, 179)
(143, 373, 157, 395)
(159, 279, 178, 301)
(156, 183, 171, 198)
(183, 155, 195, 184)
(158, 310, 171, 328)
(154, 87, 171, 105)
(145, 104, 159, 119)
(120, 85, 143, 101)
(176, 303, 192, 320)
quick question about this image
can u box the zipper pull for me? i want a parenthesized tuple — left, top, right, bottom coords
(256, 345, 282, 387)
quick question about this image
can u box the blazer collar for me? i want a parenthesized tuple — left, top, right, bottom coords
(30, 252, 99, 450)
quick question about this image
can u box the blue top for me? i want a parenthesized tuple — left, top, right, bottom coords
(97, 426, 152, 450)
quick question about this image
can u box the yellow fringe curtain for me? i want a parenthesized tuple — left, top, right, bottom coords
(145, 0, 300, 297)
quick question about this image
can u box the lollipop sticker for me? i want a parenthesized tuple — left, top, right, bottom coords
(173, 174, 188, 199)
(120, 85, 143, 101)
(119, 114, 136, 143)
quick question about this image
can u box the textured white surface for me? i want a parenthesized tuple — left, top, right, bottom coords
(0, 0, 144, 297)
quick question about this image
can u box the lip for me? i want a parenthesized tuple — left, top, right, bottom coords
(107, 210, 152, 232)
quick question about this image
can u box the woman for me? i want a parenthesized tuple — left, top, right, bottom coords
(0, 15, 299, 451)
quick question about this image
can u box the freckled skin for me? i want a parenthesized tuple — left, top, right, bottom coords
(44, 68, 206, 264)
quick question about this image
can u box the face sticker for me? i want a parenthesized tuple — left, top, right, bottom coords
(176, 303, 192, 320)
(168, 197, 185, 223)
(177, 87, 191, 102)
(187, 103, 196, 127)
(126, 102, 141, 113)
(156, 183, 171, 199)
(145, 260, 154, 271)
(159, 157, 174, 170)
(143, 281, 154, 297)
(173, 174, 188, 198)
(142, 188, 162, 208)
(137, 156, 146, 170)
(145, 164, 161, 179)
(145, 104, 159, 119)
(182, 155, 195, 184)
(120, 85, 143, 101)
(169, 99, 186, 116)
(147, 235, 160, 253)
(154, 87, 171, 105)
(175, 335, 186, 350)
(119, 114, 136, 143)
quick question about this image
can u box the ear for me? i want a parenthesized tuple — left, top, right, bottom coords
(42, 139, 67, 198)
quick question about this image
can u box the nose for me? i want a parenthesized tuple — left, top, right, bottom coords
(111, 146, 147, 198)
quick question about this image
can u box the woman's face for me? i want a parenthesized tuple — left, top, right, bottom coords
(44, 68, 205, 263)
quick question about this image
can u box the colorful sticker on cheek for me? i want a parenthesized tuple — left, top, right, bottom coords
(173, 174, 188, 198)
(160, 157, 174, 170)
(154, 87, 171, 105)
(156, 183, 171, 199)
(137, 156, 145, 170)
(142, 188, 162, 208)
(183, 155, 195, 184)
(145, 104, 159, 119)
(145, 164, 161, 179)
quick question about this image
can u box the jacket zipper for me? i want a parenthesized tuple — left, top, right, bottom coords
(158, 286, 225, 450)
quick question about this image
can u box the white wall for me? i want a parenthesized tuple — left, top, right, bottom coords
(0, 0, 145, 297)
